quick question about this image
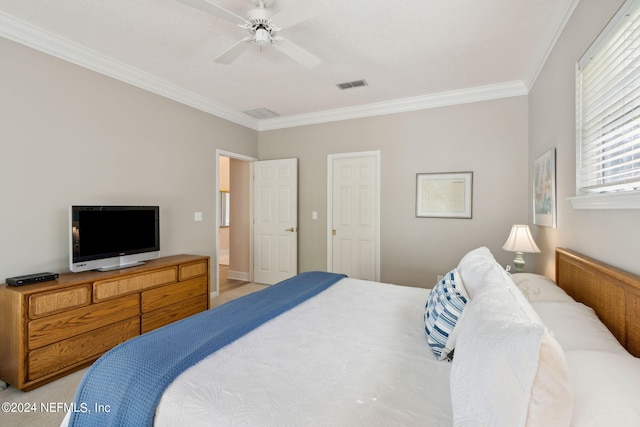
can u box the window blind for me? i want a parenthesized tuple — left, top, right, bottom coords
(577, 0, 640, 194)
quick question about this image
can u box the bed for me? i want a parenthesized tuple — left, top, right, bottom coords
(62, 247, 640, 426)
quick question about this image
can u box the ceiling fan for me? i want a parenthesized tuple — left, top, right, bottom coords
(178, 0, 328, 68)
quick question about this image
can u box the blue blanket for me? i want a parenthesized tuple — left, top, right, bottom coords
(68, 271, 346, 427)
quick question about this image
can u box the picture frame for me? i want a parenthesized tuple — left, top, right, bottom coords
(416, 172, 473, 219)
(533, 148, 557, 228)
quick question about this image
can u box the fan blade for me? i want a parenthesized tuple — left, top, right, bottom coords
(177, 0, 247, 26)
(270, 0, 328, 30)
(274, 38, 321, 68)
(214, 38, 252, 64)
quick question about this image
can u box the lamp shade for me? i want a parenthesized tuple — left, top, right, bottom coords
(502, 225, 541, 253)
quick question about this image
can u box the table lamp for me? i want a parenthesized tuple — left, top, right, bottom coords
(502, 224, 540, 273)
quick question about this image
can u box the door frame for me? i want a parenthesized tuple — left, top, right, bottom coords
(215, 149, 258, 296)
(326, 151, 381, 281)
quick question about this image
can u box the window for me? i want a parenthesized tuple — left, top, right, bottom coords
(574, 0, 640, 208)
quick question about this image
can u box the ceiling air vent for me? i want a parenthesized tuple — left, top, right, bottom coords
(336, 79, 368, 90)
(243, 108, 280, 119)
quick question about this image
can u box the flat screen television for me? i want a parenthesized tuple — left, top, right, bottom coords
(70, 205, 160, 272)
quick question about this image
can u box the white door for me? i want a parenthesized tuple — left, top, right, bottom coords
(329, 153, 380, 281)
(253, 158, 298, 284)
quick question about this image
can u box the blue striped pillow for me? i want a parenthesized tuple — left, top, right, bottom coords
(424, 269, 468, 360)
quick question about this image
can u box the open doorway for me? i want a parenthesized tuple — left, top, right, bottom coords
(216, 150, 257, 295)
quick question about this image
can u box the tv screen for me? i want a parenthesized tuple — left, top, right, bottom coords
(70, 206, 160, 272)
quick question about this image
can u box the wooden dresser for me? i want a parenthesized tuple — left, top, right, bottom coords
(0, 254, 210, 391)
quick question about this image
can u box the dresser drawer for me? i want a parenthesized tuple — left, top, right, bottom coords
(0, 254, 209, 391)
(141, 294, 208, 333)
(29, 284, 91, 319)
(179, 260, 208, 281)
(28, 294, 139, 350)
(141, 276, 208, 313)
(94, 267, 177, 301)
(28, 317, 139, 381)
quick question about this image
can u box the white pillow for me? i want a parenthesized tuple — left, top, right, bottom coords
(511, 273, 574, 303)
(565, 351, 640, 427)
(424, 269, 468, 360)
(532, 301, 627, 354)
(456, 246, 496, 298)
(450, 262, 573, 427)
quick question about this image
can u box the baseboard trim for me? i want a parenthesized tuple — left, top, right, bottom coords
(227, 270, 249, 281)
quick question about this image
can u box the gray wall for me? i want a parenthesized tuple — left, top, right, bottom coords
(0, 38, 259, 279)
(229, 158, 251, 276)
(260, 97, 529, 287)
(7, 0, 636, 288)
(529, 0, 640, 277)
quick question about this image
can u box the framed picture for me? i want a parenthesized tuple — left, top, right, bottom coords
(533, 148, 557, 228)
(416, 172, 473, 218)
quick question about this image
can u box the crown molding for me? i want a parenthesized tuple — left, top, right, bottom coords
(1, 11, 531, 133)
(522, 0, 580, 90)
(258, 81, 528, 131)
(0, 12, 260, 130)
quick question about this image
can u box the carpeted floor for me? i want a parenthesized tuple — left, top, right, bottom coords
(0, 367, 86, 427)
(211, 282, 267, 307)
(0, 283, 268, 427)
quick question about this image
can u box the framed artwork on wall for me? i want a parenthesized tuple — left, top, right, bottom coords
(533, 148, 557, 228)
(416, 172, 473, 219)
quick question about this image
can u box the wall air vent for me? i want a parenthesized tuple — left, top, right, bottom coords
(336, 79, 368, 90)
(243, 108, 280, 119)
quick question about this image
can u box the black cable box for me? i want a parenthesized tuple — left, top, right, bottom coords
(6, 272, 59, 286)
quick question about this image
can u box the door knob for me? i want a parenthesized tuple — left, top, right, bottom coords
(285, 227, 296, 232)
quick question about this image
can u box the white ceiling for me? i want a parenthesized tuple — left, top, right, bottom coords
(0, 0, 578, 130)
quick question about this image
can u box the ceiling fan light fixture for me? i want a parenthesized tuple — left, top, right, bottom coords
(254, 27, 271, 45)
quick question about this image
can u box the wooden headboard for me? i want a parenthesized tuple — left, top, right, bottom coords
(556, 248, 640, 357)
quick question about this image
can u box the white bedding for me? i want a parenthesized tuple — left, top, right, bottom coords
(450, 261, 572, 427)
(154, 278, 452, 427)
(61, 250, 640, 427)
